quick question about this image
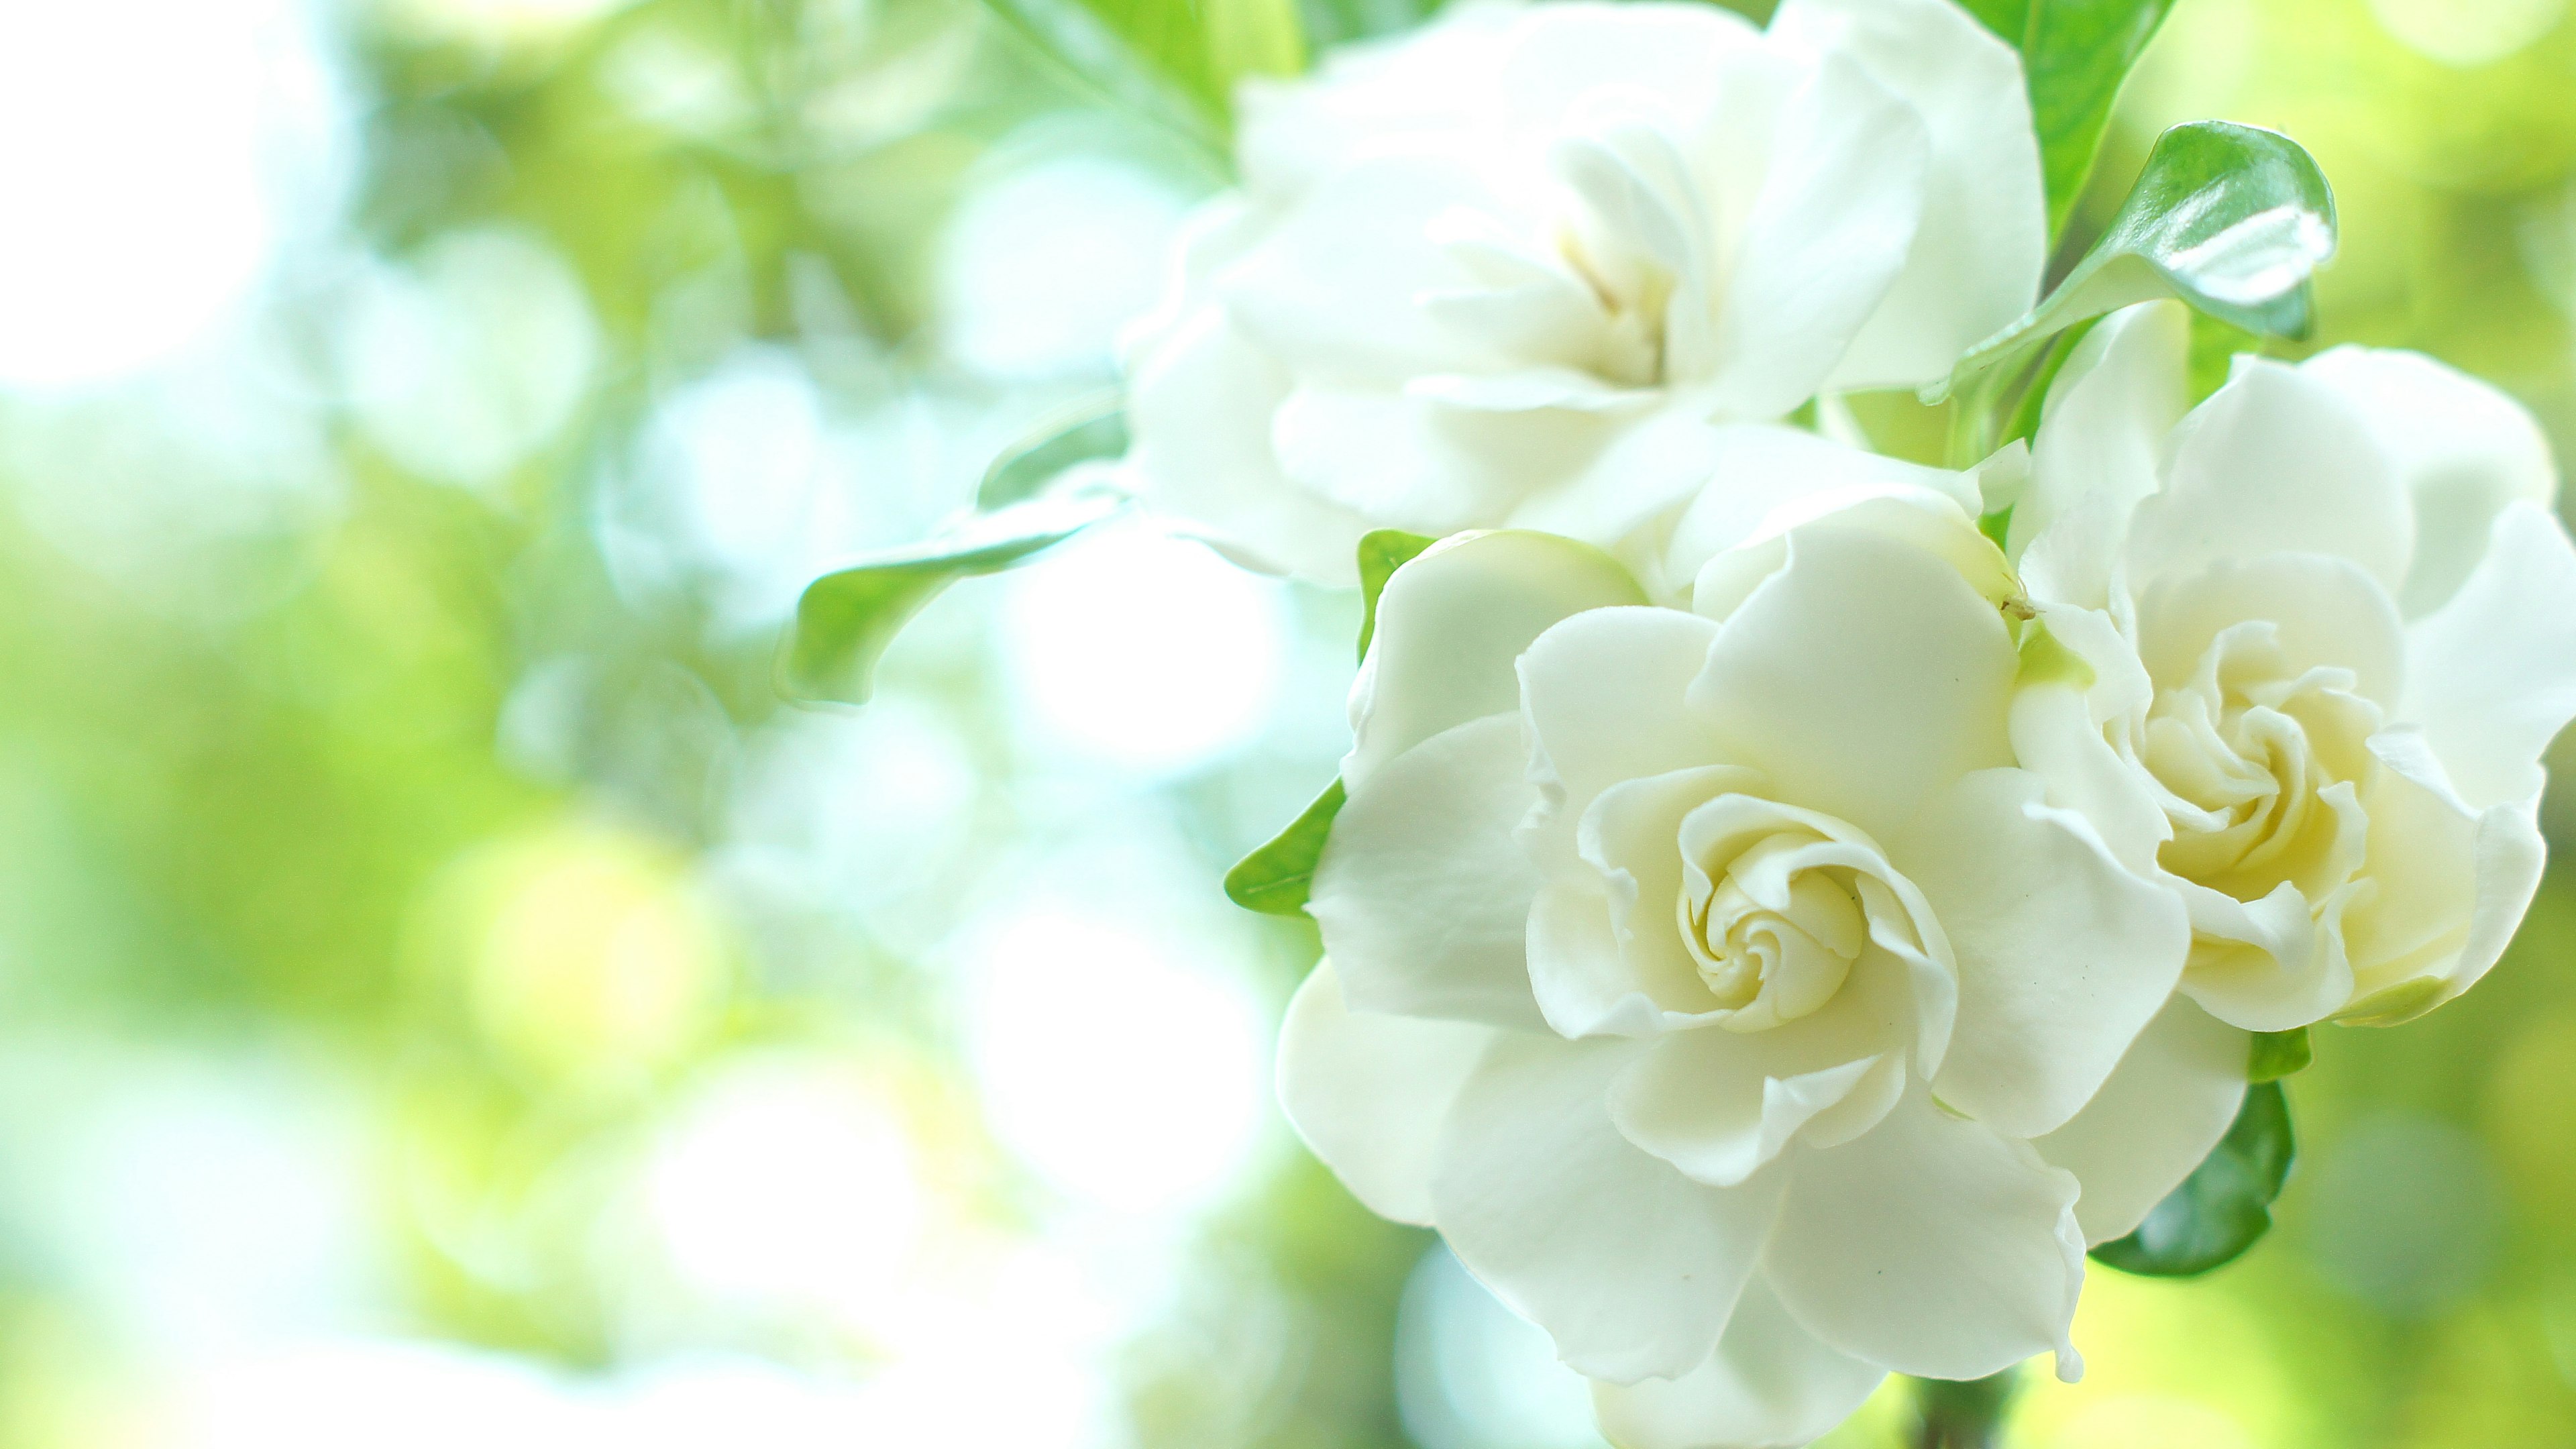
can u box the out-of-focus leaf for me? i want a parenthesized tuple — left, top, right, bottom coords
(978, 393, 1130, 511)
(2092, 1081, 2295, 1277)
(1929, 121, 2335, 405)
(1967, 1, 2181, 238)
(2249, 1026, 2312, 1082)
(1295, 0, 1446, 50)
(781, 484, 1126, 706)
(1354, 529, 1436, 661)
(2187, 310, 2263, 405)
(981, 0, 1305, 144)
(1225, 778, 1346, 915)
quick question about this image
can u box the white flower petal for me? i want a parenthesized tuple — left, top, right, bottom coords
(1220, 150, 1527, 385)
(2126, 355, 2414, 595)
(1313, 714, 1548, 1030)
(1607, 965, 1913, 1185)
(1433, 1032, 1789, 1383)
(1122, 307, 1372, 584)
(1273, 384, 1605, 537)
(1764, 1086, 2083, 1381)
(2176, 876, 2356, 1032)
(2010, 604, 2168, 873)
(2033, 996, 2249, 1246)
(1685, 515, 2016, 842)
(2403, 500, 2576, 811)
(2015, 301, 2190, 610)
(1656, 424, 1980, 590)
(1591, 1278, 1886, 1449)
(1772, 0, 2047, 392)
(1277, 961, 1499, 1226)
(1703, 53, 1928, 418)
(1349, 529, 1647, 792)
(2299, 345, 2559, 618)
(1904, 769, 2190, 1139)
(2133, 552, 2408, 711)
(1519, 606, 1724, 835)
(1497, 1, 1768, 133)
(2337, 757, 2546, 1021)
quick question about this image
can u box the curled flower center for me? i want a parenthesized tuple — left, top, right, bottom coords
(1677, 833, 1868, 1033)
(1556, 224, 1674, 388)
(2143, 622, 2378, 903)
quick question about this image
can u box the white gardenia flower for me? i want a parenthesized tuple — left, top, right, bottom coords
(1118, 0, 2045, 584)
(1279, 456, 2240, 1449)
(2006, 301, 2576, 1032)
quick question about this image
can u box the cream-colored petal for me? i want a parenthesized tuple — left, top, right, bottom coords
(1276, 961, 1499, 1226)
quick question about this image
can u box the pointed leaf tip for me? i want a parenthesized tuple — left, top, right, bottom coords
(1224, 778, 1346, 916)
(1929, 121, 2334, 407)
(1354, 529, 1437, 661)
(780, 486, 1126, 706)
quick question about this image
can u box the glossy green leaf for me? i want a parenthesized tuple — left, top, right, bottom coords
(1354, 529, 1436, 662)
(977, 393, 1129, 511)
(980, 0, 1305, 146)
(2092, 1081, 2295, 1277)
(1967, 1, 2181, 238)
(1224, 779, 1346, 916)
(2249, 1026, 2312, 1083)
(1929, 121, 2336, 405)
(780, 486, 1126, 706)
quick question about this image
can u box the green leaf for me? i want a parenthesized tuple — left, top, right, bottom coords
(780, 486, 1126, 706)
(1954, 0, 2028, 40)
(977, 393, 1130, 511)
(1929, 121, 2336, 406)
(2092, 1080, 2295, 1277)
(2249, 1026, 2312, 1082)
(1354, 529, 1437, 662)
(2186, 310, 2263, 406)
(1224, 779, 1346, 916)
(2021, 1, 2182, 238)
(979, 0, 1306, 145)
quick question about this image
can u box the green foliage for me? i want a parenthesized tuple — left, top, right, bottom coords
(1354, 529, 1437, 661)
(977, 393, 1131, 510)
(1932, 121, 2336, 407)
(2249, 1026, 2312, 1082)
(2092, 1081, 2296, 1277)
(1226, 529, 1440, 916)
(1909, 1367, 2021, 1449)
(979, 0, 1307, 148)
(2187, 310, 2264, 405)
(1964, 0, 2182, 239)
(1223, 779, 1347, 916)
(780, 488, 1126, 706)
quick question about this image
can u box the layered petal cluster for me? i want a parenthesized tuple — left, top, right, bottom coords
(1281, 475, 2239, 1448)
(1119, 0, 2045, 583)
(2008, 302, 2576, 1030)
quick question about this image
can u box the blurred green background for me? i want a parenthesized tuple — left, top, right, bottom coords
(4, 0, 2576, 1444)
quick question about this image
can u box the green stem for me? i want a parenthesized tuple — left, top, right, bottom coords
(1908, 1368, 2021, 1449)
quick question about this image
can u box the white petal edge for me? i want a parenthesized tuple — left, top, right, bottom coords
(1764, 1085, 2084, 1381)
(1311, 713, 1550, 1030)
(1774, 0, 2047, 393)
(1349, 529, 1648, 793)
(2032, 995, 2249, 1246)
(1277, 961, 1500, 1226)
(1591, 1277, 1886, 1449)
(1904, 768, 2190, 1140)
(2403, 500, 2576, 812)
(1433, 1032, 1788, 1384)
